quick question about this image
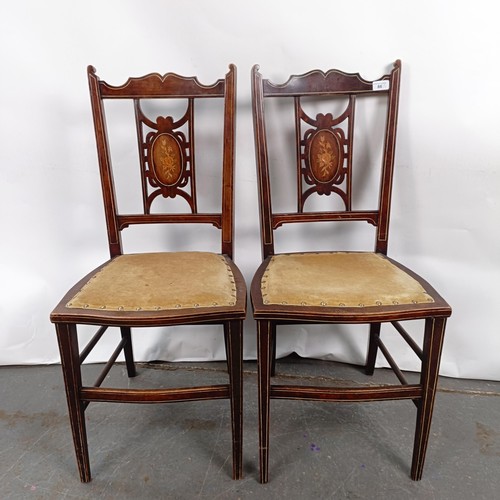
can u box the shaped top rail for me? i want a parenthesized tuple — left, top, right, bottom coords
(89, 65, 234, 99)
(259, 60, 400, 97)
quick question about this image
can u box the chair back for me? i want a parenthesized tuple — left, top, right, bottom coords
(252, 61, 401, 258)
(88, 65, 237, 258)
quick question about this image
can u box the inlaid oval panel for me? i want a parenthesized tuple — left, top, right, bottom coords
(151, 133, 183, 186)
(308, 130, 342, 183)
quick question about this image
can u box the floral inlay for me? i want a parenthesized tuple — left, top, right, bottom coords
(152, 133, 182, 186)
(309, 130, 341, 183)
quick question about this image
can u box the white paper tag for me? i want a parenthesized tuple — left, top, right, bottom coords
(372, 80, 390, 91)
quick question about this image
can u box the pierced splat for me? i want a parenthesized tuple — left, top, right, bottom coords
(135, 100, 197, 214)
(296, 96, 354, 212)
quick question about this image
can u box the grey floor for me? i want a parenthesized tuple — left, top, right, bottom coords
(1, 356, 499, 499)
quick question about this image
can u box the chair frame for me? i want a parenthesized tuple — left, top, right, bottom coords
(251, 61, 451, 482)
(51, 64, 245, 482)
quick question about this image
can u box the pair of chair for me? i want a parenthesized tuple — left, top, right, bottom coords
(50, 61, 451, 484)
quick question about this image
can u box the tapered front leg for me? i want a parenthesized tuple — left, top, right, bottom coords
(365, 322, 381, 375)
(257, 320, 273, 483)
(55, 323, 91, 482)
(411, 317, 447, 480)
(225, 320, 243, 479)
(270, 323, 277, 377)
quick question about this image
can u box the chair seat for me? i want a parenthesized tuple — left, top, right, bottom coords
(65, 252, 238, 312)
(259, 252, 435, 308)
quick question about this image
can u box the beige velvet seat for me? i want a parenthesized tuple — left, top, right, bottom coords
(66, 252, 238, 311)
(50, 65, 246, 483)
(261, 252, 434, 308)
(251, 61, 451, 483)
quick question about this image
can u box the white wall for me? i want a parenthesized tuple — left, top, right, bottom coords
(0, 1, 498, 380)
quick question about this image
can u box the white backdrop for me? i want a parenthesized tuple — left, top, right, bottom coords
(0, 1, 498, 380)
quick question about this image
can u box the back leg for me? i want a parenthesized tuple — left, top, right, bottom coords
(365, 322, 381, 375)
(120, 326, 136, 377)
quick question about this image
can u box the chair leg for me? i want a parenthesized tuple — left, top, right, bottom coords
(270, 323, 277, 377)
(55, 323, 92, 482)
(365, 322, 381, 375)
(120, 327, 136, 377)
(224, 327, 231, 375)
(257, 320, 273, 483)
(225, 320, 243, 479)
(411, 317, 447, 480)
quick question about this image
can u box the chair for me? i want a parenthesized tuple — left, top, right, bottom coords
(251, 60, 451, 482)
(50, 64, 246, 482)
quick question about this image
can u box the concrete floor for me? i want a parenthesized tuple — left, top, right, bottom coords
(1, 356, 499, 499)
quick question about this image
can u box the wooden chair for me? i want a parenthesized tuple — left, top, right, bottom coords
(251, 60, 451, 482)
(50, 64, 246, 482)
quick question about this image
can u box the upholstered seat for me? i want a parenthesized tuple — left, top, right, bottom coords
(261, 252, 434, 308)
(66, 252, 237, 312)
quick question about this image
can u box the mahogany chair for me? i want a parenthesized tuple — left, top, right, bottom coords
(251, 61, 451, 482)
(50, 64, 246, 482)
